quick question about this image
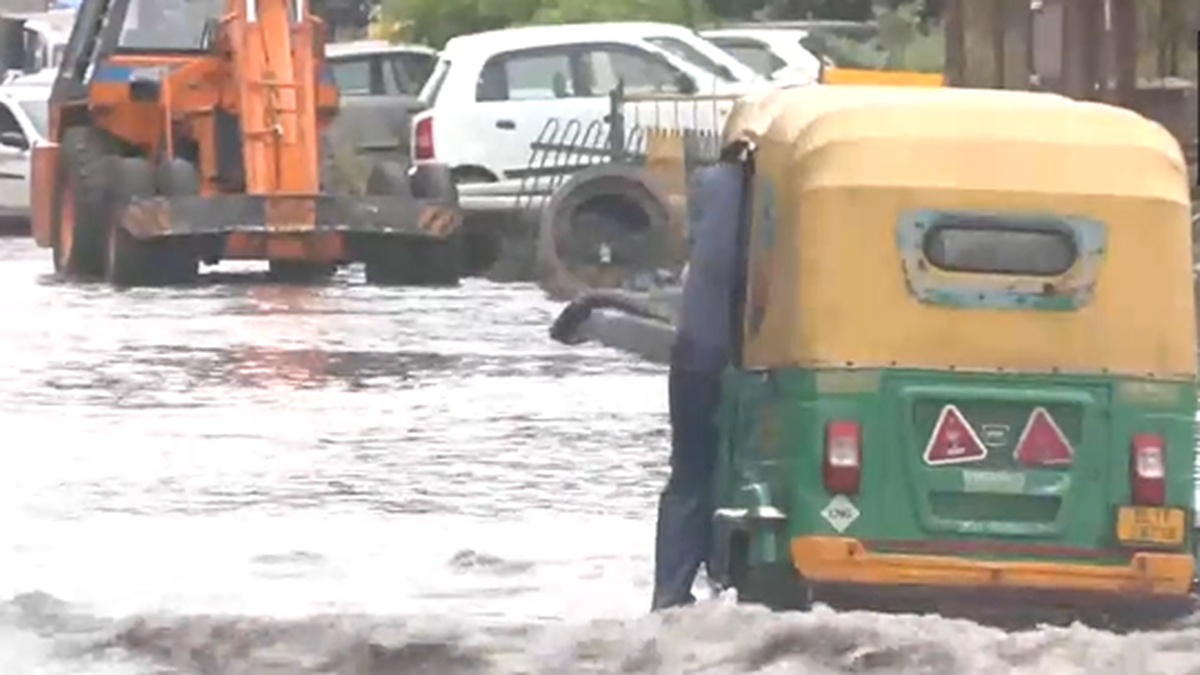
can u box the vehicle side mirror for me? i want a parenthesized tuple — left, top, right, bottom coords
(674, 72, 698, 95)
(0, 130, 27, 150)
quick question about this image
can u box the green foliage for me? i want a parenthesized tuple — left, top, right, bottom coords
(811, 1, 945, 73)
(382, 0, 515, 48)
(873, 0, 944, 72)
(380, 0, 1189, 84)
(383, 0, 712, 48)
(529, 0, 710, 25)
(774, 0, 874, 21)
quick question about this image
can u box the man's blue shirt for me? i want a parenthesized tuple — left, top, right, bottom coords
(674, 164, 742, 374)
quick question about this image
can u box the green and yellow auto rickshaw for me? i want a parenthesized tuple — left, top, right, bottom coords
(550, 84, 1198, 627)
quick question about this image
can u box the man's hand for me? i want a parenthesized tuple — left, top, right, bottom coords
(549, 300, 594, 345)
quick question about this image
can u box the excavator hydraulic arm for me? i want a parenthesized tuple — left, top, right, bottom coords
(221, 0, 320, 196)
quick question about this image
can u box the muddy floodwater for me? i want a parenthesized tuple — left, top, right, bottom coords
(0, 237, 1199, 674)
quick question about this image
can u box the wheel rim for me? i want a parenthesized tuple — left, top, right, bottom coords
(56, 180, 75, 271)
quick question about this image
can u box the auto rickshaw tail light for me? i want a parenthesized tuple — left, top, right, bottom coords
(1130, 433, 1166, 505)
(824, 420, 861, 494)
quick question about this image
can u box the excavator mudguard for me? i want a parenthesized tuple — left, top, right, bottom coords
(30, 141, 57, 247)
(119, 194, 460, 240)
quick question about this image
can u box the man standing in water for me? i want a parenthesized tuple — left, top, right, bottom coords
(652, 160, 745, 611)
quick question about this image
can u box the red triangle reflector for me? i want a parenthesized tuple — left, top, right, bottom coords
(1014, 407, 1073, 467)
(923, 405, 987, 466)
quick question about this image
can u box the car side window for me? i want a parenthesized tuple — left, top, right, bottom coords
(582, 45, 690, 96)
(329, 58, 372, 95)
(713, 39, 786, 77)
(0, 104, 26, 147)
(476, 49, 579, 102)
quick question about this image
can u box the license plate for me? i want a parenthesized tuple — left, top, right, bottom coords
(1115, 506, 1186, 546)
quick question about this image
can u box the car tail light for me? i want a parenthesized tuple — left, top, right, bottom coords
(1130, 433, 1165, 505)
(823, 420, 861, 494)
(413, 116, 434, 160)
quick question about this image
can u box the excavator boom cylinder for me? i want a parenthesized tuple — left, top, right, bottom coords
(229, 0, 319, 195)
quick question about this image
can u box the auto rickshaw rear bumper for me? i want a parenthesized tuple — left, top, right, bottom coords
(792, 536, 1197, 626)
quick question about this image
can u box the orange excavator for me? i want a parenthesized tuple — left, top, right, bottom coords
(24, 0, 461, 287)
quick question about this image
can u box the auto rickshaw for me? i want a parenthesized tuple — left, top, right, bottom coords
(550, 84, 1199, 628)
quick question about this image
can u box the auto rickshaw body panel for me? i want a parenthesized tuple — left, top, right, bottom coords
(713, 85, 1197, 625)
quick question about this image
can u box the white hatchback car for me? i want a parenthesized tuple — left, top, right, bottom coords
(701, 28, 826, 83)
(703, 21, 883, 83)
(411, 22, 770, 184)
(0, 76, 49, 224)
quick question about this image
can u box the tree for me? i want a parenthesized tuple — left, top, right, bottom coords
(774, 0, 874, 21)
(385, 0, 710, 47)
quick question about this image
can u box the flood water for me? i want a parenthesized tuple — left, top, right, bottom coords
(1, 237, 1199, 674)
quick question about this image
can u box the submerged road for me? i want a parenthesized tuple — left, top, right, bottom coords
(0, 237, 1197, 674)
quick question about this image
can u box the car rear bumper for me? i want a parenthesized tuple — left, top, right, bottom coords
(792, 536, 1196, 624)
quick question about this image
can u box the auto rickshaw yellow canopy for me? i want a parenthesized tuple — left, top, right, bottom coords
(725, 85, 1195, 378)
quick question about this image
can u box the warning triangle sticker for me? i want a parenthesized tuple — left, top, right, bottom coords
(1013, 407, 1074, 467)
(923, 404, 988, 466)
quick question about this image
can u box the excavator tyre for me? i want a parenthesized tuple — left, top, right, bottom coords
(106, 157, 198, 287)
(51, 126, 111, 279)
(361, 162, 462, 287)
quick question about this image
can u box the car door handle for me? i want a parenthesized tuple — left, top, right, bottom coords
(495, 119, 515, 130)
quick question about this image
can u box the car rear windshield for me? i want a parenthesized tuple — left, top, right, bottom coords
(922, 215, 1078, 277)
(390, 52, 437, 95)
(419, 58, 451, 106)
(645, 36, 737, 82)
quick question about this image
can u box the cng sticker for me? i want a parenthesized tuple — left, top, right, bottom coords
(820, 494, 860, 533)
(923, 404, 988, 466)
(1013, 407, 1074, 467)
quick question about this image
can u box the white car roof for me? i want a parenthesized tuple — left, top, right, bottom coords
(325, 40, 436, 58)
(444, 22, 712, 53)
(702, 28, 811, 39)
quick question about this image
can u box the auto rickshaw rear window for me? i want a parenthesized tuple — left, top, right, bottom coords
(922, 215, 1077, 277)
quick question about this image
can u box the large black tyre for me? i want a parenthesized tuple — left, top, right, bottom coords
(735, 563, 812, 612)
(107, 157, 198, 287)
(155, 157, 201, 196)
(319, 130, 358, 195)
(410, 163, 457, 203)
(362, 161, 460, 287)
(105, 157, 157, 287)
(534, 164, 674, 301)
(728, 535, 812, 612)
(364, 160, 411, 198)
(409, 163, 462, 286)
(150, 158, 202, 284)
(52, 127, 115, 279)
